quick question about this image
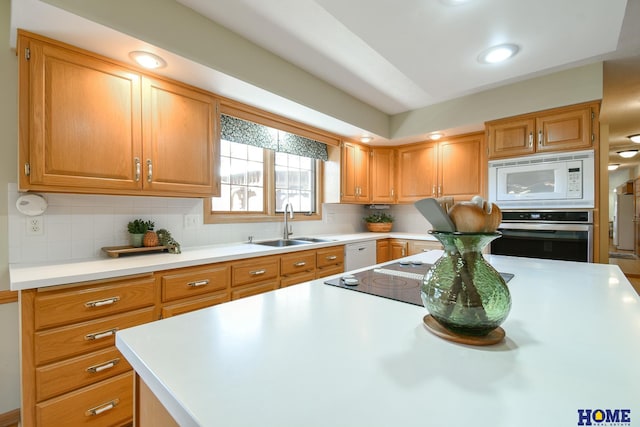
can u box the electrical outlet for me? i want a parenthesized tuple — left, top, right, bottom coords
(184, 214, 199, 229)
(26, 216, 44, 236)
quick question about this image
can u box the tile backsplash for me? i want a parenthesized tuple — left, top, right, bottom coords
(7, 184, 372, 264)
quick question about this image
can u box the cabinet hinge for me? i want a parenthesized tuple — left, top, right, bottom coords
(592, 133, 595, 142)
(24, 162, 30, 176)
(591, 111, 595, 120)
(24, 47, 30, 61)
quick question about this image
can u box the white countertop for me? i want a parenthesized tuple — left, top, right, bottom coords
(116, 251, 640, 427)
(9, 232, 436, 290)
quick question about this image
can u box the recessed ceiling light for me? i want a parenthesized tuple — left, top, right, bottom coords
(360, 135, 373, 143)
(628, 134, 640, 143)
(429, 132, 444, 141)
(617, 150, 638, 158)
(608, 164, 620, 171)
(129, 51, 167, 69)
(477, 44, 520, 64)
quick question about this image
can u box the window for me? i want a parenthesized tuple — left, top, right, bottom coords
(206, 112, 328, 223)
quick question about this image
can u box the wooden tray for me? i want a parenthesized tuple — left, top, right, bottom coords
(101, 245, 169, 258)
(423, 315, 505, 346)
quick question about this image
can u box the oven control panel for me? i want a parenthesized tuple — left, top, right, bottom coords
(501, 210, 592, 223)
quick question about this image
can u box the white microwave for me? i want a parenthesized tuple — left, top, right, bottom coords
(488, 150, 595, 209)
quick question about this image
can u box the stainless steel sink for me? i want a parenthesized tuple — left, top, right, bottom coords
(294, 237, 335, 243)
(254, 239, 312, 247)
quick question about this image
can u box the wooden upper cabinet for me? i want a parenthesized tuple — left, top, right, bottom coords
(486, 118, 535, 158)
(141, 76, 218, 195)
(438, 133, 486, 200)
(20, 34, 143, 192)
(486, 102, 597, 159)
(18, 31, 219, 197)
(396, 142, 437, 203)
(370, 147, 395, 203)
(341, 141, 370, 203)
(535, 106, 592, 153)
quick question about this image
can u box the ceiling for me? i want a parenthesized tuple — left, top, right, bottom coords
(9, 0, 640, 169)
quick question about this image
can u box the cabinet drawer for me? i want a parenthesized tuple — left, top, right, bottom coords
(316, 264, 344, 279)
(316, 246, 344, 269)
(280, 250, 316, 276)
(161, 264, 229, 302)
(161, 292, 230, 318)
(231, 281, 279, 300)
(232, 257, 279, 287)
(280, 271, 316, 288)
(35, 307, 155, 366)
(36, 347, 132, 402)
(35, 274, 155, 330)
(36, 371, 133, 427)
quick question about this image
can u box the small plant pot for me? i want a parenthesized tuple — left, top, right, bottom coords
(366, 222, 393, 232)
(129, 233, 144, 248)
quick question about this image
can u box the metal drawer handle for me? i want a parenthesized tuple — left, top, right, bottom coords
(86, 358, 120, 374)
(250, 269, 266, 276)
(134, 158, 141, 182)
(85, 399, 119, 417)
(538, 130, 543, 146)
(294, 261, 306, 267)
(85, 297, 120, 308)
(147, 159, 153, 183)
(326, 255, 337, 260)
(85, 328, 118, 341)
(188, 279, 209, 287)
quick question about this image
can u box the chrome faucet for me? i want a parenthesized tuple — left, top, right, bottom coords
(283, 203, 294, 240)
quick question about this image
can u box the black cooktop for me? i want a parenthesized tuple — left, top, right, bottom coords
(324, 262, 514, 307)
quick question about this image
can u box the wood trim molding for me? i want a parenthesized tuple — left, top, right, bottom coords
(0, 290, 18, 305)
(0, 408, 20, 427)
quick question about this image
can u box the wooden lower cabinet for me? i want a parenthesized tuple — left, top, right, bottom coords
(377, 239, 391, 263)
(136, 375, 179, 427)
(36, 372, 133, 427)
(390, 239, 409, 259)
(316, 246, 345, 278)
(378, 238, 442, 262)
(280, 250, 317, 287)
(20, 243, 350, 426)
(21, 274, 156, 427)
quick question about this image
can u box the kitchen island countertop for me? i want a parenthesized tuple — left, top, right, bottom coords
(116, 251, 640, 427)
(9, 231, 436, 291)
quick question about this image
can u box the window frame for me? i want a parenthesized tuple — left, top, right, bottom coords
(204, 100, 335, 224)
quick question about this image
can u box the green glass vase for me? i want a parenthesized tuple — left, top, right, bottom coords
(421, 231, 511, 336)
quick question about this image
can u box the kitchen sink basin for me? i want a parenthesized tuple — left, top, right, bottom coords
(254, 239, 312, 247)
(294, 237, 335, 243)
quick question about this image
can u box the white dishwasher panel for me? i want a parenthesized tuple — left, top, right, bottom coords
(345, 241, 377, 271)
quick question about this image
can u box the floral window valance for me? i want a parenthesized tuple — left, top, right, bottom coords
(220, 114, 329, 161)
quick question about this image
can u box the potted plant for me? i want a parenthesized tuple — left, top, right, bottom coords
(363, 211, 394, 232)
(127, 219, 154, 247)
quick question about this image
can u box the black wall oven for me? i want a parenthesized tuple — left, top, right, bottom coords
(490, 210, 593, 263)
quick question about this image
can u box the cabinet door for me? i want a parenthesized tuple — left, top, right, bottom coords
(390, 240, 408, 260)
(439, 133, 486, 200)
(396, 143, 437, 203)
(142, 76, 219, 196)
(536, 106, 592, 153)
(408, 240, 442, 255)
(486, 118, 535, 159)
(21, 36, 142, 192)
(371, 148, 395, 203)
(341, 142, 370, 203)
(376, 239, 391, 263)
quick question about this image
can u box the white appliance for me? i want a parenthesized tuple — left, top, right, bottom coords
(344, 241, 376, 271)
(488, 150, 595, 209)
(614, 193, 635, 250)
